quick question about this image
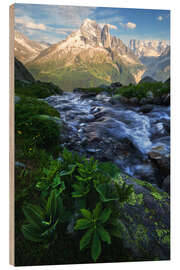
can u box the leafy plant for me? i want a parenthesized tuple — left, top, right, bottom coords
(21, 189, 64, 246)
(115, 182, 134, 203)
(74, 202, 112, 262)
(20, 148, 136, 264)
(36, 159, 63, 196)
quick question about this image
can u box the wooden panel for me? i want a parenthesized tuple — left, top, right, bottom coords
(9, 4, 15, 266)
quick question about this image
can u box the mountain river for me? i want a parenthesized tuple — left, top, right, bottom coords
(45, 92, 170, 188)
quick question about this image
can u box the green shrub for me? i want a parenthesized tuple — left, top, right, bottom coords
(22, 150, 134, 263)
(15, 80, 62, 98)
(15, 97, 61, 154)
(115, 81, 170, 100)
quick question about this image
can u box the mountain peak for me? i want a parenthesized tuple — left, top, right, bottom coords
(80, 19, 102, 47)
(101, 24, 111, 48)
(83, 18, 95, 25)
(129, 39, 169, 57)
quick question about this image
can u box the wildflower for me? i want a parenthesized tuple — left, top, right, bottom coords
(17, 130, 22, 135)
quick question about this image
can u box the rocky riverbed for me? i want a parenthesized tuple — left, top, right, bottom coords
(45, 91, 170, 193)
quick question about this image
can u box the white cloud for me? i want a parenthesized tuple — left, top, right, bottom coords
(119, 21, 136, 29)
(158, 16, 163, 21)
(125, 22, 136, 29)
(15, 16, 46, 31)
(98, 23, 117, 30)
(26, 22, 46, 31)
(54, 28, 76, 36)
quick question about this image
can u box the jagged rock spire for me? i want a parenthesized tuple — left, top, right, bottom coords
(101, 24, 111, 48)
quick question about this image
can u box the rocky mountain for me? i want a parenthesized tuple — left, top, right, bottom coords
(14, 30, 48, 64)
(129, 40, 169, 57)
(140, 46, 170, 82)
(26, 19, 145, 90)
(129, 40, 170, 82)
(15, 57, 35, 82)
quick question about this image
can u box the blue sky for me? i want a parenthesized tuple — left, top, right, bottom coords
(14, 4, 170, 45)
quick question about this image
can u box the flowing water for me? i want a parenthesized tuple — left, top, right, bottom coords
(45, 92, 170, 186)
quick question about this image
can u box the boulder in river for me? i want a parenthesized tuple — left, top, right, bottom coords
(110, 94, 128, 105)
(139, 104, 154, 113)
(81, 92, 97, 99)
(162, 94, 170, 106)
(111, 82, 123, 88)
(149, 144, 170, 176)
(162, 175, 170, 194)
(114, 173, 170, 260)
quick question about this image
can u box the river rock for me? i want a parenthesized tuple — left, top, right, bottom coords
(149, 144, 170, 175)
(146, 91, 154, 99)
(90, 107, 101, 114)
(54, 104, 73, 111)
(111, 82, 123, 88)
(114, 173, 170, 260)
(78, 114, 95, 122)
(162, 175, 170, 194)
(162, 94, 170, 106)
(73, 88, 83, 93)
(151, 97, 162, 105)
(139, 104, 153, 113)
(96, 92, 111, 102)
(110, 95, 128, 105)
(139, 97, 148, 105)
(81, 92, 97, 99)
(129, 97, 138, 104)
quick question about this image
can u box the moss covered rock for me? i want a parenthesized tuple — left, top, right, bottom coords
(113, 173, 170, 261)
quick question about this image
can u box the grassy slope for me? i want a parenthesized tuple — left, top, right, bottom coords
(15, 80, 63, 98)
(27, 52, 137, 91)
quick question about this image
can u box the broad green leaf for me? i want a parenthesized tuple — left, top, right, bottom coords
(59, 164, 76, 177)
(98, 162, 120, 178)
(72, 182, 90, 198)
(21, 224, 44, 242)
(59, 181, 66, 194)
(76, 175, 88, 182)
(46, 190, 57, 221)
(80, 209, 92, 220)
(23, 205, 44, 230)
(56, 196, 64, 217)
(99, 208, 112, 224)
(76, 198, 86, 210)
(96, 183, 118, 202)
(97, 225, 111, 244)
(74, 218, 92, 230)
(93, 202, 102, 220)
(91, 231, 101, 262)
(52, 175, 61, 188)
(36, 181, 49, 191)
(80, 228, 93, 250)
(41, 219, 59, 240)
(42, 168, 51, 176)
(115, 183, 133, 203)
